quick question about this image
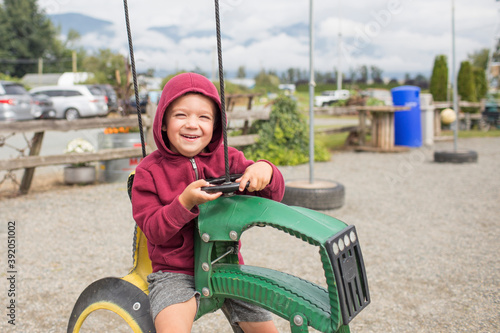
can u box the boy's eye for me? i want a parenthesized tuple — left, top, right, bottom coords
(200, 115, 213, 121)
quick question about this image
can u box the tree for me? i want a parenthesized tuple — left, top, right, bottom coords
(430, 55, 448, 101)
(370, 65, 383, 84)
(403, 73, 412, 85)
(414, 74, 429, 89)
(468, 48, 489, 71)
(236, 66, 246, 78)
(357, 65, 368, 84)
(0, 0, 58, 77)
(493, 39, 500, 63)
(82, 49, 127, 85)
(472, 67, 488, 101)
(457, 61, 476, 102)
(254, 69, 280, 92)
(43, 29, 86, 74)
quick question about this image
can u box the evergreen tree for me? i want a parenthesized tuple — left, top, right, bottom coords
(0, 0, 58, 77)
(457, 61, 476, 102)
(429, 55, 448, 101)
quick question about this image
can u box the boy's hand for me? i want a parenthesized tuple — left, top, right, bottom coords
(179, 179, 222, 211)
(236, 161, 273, 192)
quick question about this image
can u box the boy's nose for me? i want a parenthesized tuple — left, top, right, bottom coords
(185, 116, 199, 128)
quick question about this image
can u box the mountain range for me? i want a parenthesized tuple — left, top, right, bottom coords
(48, 13, 329, 53)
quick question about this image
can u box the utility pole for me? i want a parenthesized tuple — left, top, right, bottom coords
(72, 51, 77, 73)
(451, 0, 458, 151)
(38, 58, 43, 85)
(309, 0, 315, 183)
(337, 0, 343, 91)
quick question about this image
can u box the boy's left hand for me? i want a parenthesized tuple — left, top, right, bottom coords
(236, 161, 273, 192)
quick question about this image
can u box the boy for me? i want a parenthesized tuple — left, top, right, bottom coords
(132, 72, 284, 332)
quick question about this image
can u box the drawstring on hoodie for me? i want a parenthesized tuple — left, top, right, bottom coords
(190, 158, 199, 180)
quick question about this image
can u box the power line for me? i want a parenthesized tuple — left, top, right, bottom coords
(0, 57, 73, 64)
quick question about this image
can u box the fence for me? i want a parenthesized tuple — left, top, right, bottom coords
(0, 101, 270, 195)
(0, 97, 488, 195)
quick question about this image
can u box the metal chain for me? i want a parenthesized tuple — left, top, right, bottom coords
(123, 0, 147, 159)
(214, 0, 230, 183)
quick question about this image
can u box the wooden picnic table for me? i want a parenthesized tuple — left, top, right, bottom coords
(356, 105, 410, 152)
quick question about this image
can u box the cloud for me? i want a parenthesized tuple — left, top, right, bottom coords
(38, 0, 499, 78)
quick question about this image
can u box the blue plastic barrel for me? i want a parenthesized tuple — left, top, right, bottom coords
(391, 86, 422, 147)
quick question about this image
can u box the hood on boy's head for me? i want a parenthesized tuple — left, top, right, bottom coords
(153, 72, 223, 156)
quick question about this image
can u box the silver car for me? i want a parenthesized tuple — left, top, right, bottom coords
(30, 85, 109, 121)
(0, 81, 37, 121)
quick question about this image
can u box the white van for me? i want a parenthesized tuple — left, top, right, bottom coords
(30, 85, 108, 120)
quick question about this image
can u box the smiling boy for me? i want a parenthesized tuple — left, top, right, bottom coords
(132, 72, 284, 332)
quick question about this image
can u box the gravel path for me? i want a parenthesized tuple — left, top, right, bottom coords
(1, 137, 499, 332)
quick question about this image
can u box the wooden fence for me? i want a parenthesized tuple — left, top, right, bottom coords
(0, 97, 489, 195)
(0, 102, 270, 194)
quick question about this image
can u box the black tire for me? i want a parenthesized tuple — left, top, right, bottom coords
(67, 277, 155, 333)
(434, 150, 478, 163)
(282, 179, 345, 210)
(65, 108, 80, 121)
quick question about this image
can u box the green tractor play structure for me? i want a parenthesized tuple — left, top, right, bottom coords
(67, 174, 370, 333)
(67, 1, 370, 331)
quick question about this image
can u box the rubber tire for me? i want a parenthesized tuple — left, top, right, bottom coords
(65, 108, 80, 121)
(281, 180, 345, 210)
(434, 150, 478, 163)
(67, 277, 155, 333)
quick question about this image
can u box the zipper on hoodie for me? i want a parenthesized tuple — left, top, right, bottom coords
(190, 158, 199, 180)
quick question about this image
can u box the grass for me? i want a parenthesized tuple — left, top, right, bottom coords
(316, 123, 500, 152)
(441, 128, 500, 138)
(316, 132, 351, 151)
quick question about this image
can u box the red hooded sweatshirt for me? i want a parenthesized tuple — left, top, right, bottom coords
(132, 72, 285, 275)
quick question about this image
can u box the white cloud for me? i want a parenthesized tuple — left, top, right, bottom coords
(38, 0, 500, 78)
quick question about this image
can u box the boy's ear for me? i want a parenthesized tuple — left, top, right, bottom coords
(161, 124, 167, 131)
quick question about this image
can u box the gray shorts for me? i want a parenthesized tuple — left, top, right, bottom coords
(147, 271, 272, 326)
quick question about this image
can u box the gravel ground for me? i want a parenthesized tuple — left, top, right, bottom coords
(0, 137, 499, 333)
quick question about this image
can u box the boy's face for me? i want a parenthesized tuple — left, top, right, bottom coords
(162, 93, 216, 158)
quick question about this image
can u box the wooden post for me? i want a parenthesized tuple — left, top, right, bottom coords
(359, 110, 366, 146)
(146, 103, 157, 152)
(241, 95, 253, 135)
(19, 132, 45, 194)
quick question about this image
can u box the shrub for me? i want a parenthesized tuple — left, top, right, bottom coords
(243, 96, 330, 166)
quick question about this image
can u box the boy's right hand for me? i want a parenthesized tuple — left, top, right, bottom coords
(178, 179, 222, 211)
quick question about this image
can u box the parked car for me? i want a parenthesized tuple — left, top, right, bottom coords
(87, 84, 119, 112)
(30, 93, 57, 119)
(0, 81, 36, 121)
(314, 89, 350, 107)
(129, 92, 149, 114)
(30, 85, 108, 121)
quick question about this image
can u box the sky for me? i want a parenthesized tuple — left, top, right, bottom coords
(38, 0, 500, 79)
